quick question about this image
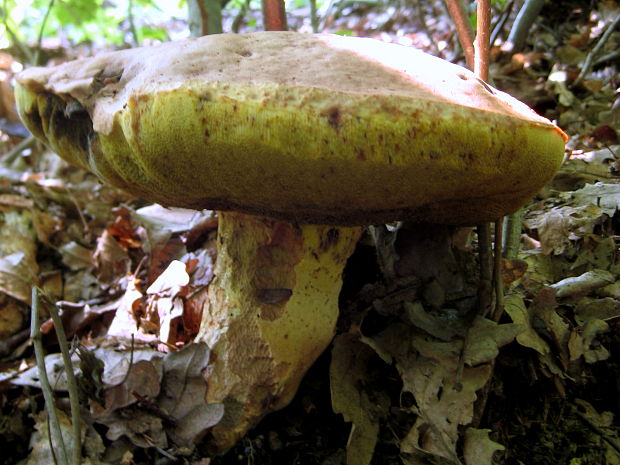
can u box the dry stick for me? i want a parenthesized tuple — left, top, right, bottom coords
(503, 0, 544, 53)
(33, 0, 56, 66)
(127, 0, 140, 46)
(31, 287, 69, 465)
(443, 0, 475, 69)
(48, 299, 82, 465)
(474, 0, 491, 81)
(492, 217, 504, 322)
(414, 0, 441, 57)
(573, 13, 620, 87)
(309, 0, 319, 32)
(3, 135, 35, 165)
(455, 0, 495, 393)
(490, 0, 515, 48)
(262, 0, 287, 31)
(474, 0, 497, 320)
(2, 0, 34, 64)
(571, 403, 620, 455)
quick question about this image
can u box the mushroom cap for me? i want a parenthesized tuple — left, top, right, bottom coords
(15, 32, 566, 225)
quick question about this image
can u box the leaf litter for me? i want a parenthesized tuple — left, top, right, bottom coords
(0, 1, 619, 464)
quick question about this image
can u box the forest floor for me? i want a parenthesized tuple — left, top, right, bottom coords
(0, 1, 619, 464)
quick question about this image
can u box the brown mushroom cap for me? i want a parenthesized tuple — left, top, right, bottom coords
(15, 32, 566, 225)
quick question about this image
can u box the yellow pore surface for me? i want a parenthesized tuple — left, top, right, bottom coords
(15, 32, 567, 225)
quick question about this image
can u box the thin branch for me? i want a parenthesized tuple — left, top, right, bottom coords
(503, 0, 544, 53)
(475, 0, 497, 319)
(33, 0, 56, 66)
(262, 0, 287, 31)
(3, 135, 35, 165)
(490, 0, 514, 47)
(492, 218, 504, 322)
(231, 0, 250, 33)
(475, 0, 491, 81)
(571, 403, 620, 455)
(573, 13, 620, 87)
(309, 0, 319, 32)
(127, 0, 140, 47)
(443, 0, 474, 69)
(31, 287, 69, 465)
(48, 297, 82, 465)
(414, 0, 440, 57)
(503, 209, 522, 259)
(2, 0, 34, 63)
(477, 223, 493, 316)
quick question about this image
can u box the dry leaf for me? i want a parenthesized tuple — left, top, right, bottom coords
(463, 428, 505, 465)
(331, 333, 384, 465)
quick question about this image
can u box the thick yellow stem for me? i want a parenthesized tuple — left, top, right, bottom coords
(196, 212, 362, 450)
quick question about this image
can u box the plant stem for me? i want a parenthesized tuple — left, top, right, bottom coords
(34, 0, 56, 66)
(31, 287, 69, 465)
(443, 0, 474, 68)
(48, 299, 82, 465)
(475, 0, 491, 81)
(2, 0, 34, 63)
(504, 0, 544, 52)
(309, 0, 319, 32)
(262, 0, 287, 31)
(573, 13, 620, 87)
(128, 0, 140, 46)
(503, 209, 522, 260)
(493, 218, 504, 322)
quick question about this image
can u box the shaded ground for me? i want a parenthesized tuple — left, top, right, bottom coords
(0, 1, 619, 464)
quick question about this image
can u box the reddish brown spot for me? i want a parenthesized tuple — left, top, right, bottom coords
(320, 228, 340, 251)
(256, 288, 293, 305)
(460, 152, 475, 162)
(356, 148, 366, 161)
(324, 106, 341, 130)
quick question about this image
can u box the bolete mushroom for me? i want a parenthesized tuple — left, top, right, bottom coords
(14, 31, 567, 450)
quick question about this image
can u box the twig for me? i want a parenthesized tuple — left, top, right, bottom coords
(443, 0, 475, 69)
(475, 0, 491, 81)
(33, 0, 56, 66)
(477, 223, 493, 316)
(573, 14, 620, 87)
(48, 295, 82, 465)
(0, 327, 30, 357)
(594, 49, 620, 67)
(3, 135, 35, 165)
(502, 209, 522, 260)
(572, 403, 620, 455)
(474, 0, 496, 315)
(2, 0, 34, 64)
(309, 0, 319, 32)
(231, 0, 250, 33)
(503, 0, 544, 53)
(127, 0, 140, 46)
(490, 0, 514, 47)
(414, 0, 440, 57)
(31, 287, 69, 465)
(119, 334, 135, 385)
(492, 218, 504, 322)
(262, 0, 287, 31)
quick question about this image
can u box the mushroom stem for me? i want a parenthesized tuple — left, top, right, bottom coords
(196, 211, 362, 450)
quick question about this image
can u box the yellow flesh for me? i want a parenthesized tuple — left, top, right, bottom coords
(200, 213, 361, 450)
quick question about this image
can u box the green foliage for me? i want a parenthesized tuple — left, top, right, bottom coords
(1, 0, 173, 53)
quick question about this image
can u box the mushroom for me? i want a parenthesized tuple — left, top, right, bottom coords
(14, 31, 567, 450)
